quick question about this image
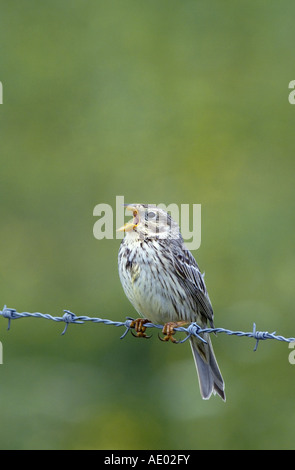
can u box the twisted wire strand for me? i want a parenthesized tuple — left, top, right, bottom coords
(0, 304, 295, 350)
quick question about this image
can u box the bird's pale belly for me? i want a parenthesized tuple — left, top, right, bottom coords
(120, 260, 187, 325)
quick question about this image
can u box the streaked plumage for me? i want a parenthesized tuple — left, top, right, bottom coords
(118, 204, 225, 401)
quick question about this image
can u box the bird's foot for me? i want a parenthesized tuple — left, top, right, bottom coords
(130, 318, 152, 338)
(158, 321, 188, 343)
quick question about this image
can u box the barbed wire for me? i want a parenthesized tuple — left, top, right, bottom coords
(1, 304, 295, 351)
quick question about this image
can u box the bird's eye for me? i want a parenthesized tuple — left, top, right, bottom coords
(145, 211, 156, 220)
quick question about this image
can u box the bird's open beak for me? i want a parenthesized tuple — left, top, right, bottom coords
(117, 205, 140, 232)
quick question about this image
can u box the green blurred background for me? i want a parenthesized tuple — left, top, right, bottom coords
(0, 0, 295, 450)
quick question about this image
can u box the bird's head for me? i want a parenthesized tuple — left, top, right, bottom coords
(118, 204, 180, 240)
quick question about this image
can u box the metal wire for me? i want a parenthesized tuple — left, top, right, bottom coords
(1, 304, 295, 351)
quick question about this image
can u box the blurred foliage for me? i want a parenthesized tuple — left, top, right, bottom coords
(0, 0, 295, 450)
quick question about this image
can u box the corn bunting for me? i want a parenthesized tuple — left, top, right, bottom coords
(118, 204, 225, 401)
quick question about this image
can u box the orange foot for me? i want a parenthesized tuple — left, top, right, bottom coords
(130, 318, 152, 338)
(159, 321, 188, 343)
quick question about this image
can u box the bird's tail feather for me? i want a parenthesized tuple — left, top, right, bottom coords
(189, 334, 225, 401)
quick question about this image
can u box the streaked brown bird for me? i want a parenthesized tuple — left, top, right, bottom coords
(118, 204, 225, 401)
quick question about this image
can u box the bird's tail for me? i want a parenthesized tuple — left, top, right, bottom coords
(189, 334, 225, 401)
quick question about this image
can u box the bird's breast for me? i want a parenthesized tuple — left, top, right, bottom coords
(118, 239, 183, 323)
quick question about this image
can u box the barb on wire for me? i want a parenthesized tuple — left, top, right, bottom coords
(0, 304, 295, 351)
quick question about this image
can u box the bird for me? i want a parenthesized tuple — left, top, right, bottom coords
(118, 203, 225, 401)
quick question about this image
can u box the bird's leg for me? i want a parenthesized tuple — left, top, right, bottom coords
(130, 318, 152, 338)
(159, 321, 188, 343)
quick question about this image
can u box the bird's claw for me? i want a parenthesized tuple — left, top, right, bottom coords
(130, 318, 152, 339)
(158, 321, 188, 343)
(158, 332, 179, 343)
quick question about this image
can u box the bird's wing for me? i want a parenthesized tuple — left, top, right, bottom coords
(168, 241, 214, 326)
